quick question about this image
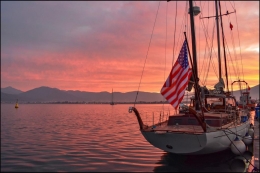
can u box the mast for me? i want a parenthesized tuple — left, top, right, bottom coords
(218, 1, 229, 92)
(188, 0, 199, 110)
(215, 0, 222, 81)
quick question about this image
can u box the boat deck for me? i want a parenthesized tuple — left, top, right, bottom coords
(146, 123, 204, 133)
(143, 121, 241, 133)
(143, 111, 245, 133)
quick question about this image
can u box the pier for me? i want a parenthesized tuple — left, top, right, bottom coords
(247, 111, 259, 172)
(252, 118, 259, 171)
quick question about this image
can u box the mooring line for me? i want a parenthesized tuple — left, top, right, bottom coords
(223, 131, 259, 172)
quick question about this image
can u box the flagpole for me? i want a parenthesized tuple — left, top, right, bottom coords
(184, 32, 205, 122)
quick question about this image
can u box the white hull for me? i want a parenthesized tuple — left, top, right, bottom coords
(141, 121, 250, 155)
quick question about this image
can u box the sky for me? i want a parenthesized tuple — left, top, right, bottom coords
(1, 1, 259, 93)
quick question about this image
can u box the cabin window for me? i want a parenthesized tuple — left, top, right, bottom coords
(173, 119, 182, 125)
(188, 119, 198, 125)
(206, 97, 224, 108)
(225, 97, 235, 107)
(205, 119, 212, 125)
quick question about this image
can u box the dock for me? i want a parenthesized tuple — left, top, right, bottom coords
(247, 114, 259, 172)
(252, 118, 259, 171)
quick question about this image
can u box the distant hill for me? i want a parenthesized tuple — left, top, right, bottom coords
(1, 92, 18, 102)
(1, 86, 165, 103)
(1, 86, 23, 94)
(64, 90, 165, 102)
(18, 86, 83, 102)
(1, 84, 259, 103)
(1, 92, 33, 102)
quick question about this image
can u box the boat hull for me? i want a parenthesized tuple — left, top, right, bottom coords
(141, 121, 250, 155)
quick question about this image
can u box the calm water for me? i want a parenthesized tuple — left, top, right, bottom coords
(1, 104, 240, 172)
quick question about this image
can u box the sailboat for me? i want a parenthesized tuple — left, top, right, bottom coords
(110, 88, 115, 105)
(232, 80, 256, 110)
(15, 99, 19, 108)
(128, 1, 251, 155)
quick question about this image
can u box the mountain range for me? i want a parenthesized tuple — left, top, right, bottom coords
(1, 85, 259, 103)
(1, 86, 165, 103)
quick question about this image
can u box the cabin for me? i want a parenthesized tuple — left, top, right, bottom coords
(167, 93, 238, 127)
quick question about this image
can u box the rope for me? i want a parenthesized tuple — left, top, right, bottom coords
(165, 2, 168, 79)
(198, 2, 219, 86)
(233, 2, 245, 80)
(172, 1, 177, 66)
(223, 2, 242, 81)
(229, 1, 235, 10)
(172, 1, 189, 61)
(133, 1, 161, 106)
(161, 2, 169, 112)
(172, 1, 188, 67)
(223, 36, 239, 83)
(204, 21, 217, 86)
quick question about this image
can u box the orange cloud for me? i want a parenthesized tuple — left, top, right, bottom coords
(1, 1, 259, 93)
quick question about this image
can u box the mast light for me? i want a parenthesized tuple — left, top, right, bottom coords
(188, 6, 201, 16)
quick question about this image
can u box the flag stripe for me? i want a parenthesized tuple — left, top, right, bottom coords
(162, 65, 189, 97)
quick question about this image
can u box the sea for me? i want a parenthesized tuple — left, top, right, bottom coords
(0, 103, 252, 172)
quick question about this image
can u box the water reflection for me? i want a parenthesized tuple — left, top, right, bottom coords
(153, 150, 236, 172)
(1, 104, 255, 172)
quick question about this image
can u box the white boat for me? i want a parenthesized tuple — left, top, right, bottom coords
(232, 80, 256, 110)
(128, 0, 251, 155)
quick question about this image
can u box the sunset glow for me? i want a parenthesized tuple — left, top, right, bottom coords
(1, 1, 259, 92)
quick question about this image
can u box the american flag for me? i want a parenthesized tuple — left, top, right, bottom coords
(160, 40, 192, 109)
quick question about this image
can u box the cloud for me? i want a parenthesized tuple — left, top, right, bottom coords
(1, 1, 259, 92)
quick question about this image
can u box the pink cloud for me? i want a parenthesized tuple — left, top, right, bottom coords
(1, 1, 259, 92)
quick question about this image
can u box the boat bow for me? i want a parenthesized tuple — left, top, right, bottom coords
(129, 107, 146, 130)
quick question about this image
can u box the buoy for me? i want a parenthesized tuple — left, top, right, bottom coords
(230, 158, 246, 172)
(234, 155, 246, 163)
(242, 133, 253, 145)
(242, 151, 253, 161)
(230, 151, 253, 172)
(15, 99, 19, 108)
(231, 136, 246, 155)
(248, 128, 254, 137)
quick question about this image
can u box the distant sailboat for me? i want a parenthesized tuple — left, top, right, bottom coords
(15, 99, 19, 108)
(110, 89, 115, 105)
